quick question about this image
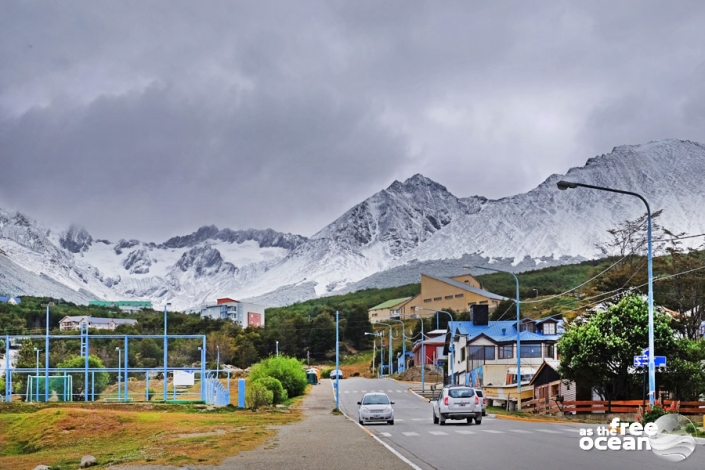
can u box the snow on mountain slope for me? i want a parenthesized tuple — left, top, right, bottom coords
(403, 139, 705, 265)
(1, 139, 704, 309)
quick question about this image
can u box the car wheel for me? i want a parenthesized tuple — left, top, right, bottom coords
(433, 412, 439, 424)
(482, 411, 486, 416)
(466, 417, 472, 425)
(439, 414, 446, 426)
(475, 417, 482, 425)
(359, 419, 363, 425)
(388, 420, 394, 425)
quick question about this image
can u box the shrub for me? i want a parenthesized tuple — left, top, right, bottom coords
(637, 402, 667, 425)
(246, 381, 273, 410)
(321, 368, 332, 379)
(249, 356, 308, 398)
(146, 388, 157, 401)
(254, 376, 288, 405)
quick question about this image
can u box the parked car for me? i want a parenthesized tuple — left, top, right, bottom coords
(474, 388, 487, 416)
(330, 369, 344, 379)
(431, 385, 482, 425)
(357, 392, 395, 425)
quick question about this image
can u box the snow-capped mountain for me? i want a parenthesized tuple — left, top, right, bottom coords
(1, 139, 704, 309)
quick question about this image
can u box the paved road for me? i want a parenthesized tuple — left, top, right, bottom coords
(334, 377, 703, 470)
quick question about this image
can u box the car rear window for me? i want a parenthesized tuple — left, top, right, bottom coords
(448, 388, 475, 398)
(363, 395, 390, 405)
(475, 390, 484, 397)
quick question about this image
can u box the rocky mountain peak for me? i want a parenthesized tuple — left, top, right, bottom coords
(60, 225, 93, 253)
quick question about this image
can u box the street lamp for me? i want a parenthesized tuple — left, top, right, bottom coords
(163, 302, 171, 401)
(410, 314, 426, 392)
(115, 347, 122, 401)
(376, 322, 393, 375)
(365, 332, 383, 377)
(414, 307, 454, 383)
(216, 345, 220, 378)
(474, 265, 522, 411)
(557, 180, 656, 405)
(388, 318, 407, 373)
(33, 347, 41, 402)
(276, 341, 279, 357)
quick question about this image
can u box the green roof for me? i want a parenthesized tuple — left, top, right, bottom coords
(369, 297, 413, 311)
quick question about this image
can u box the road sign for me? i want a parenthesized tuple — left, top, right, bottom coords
(633, 355, 666, 367)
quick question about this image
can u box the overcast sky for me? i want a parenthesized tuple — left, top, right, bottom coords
(2, 1, 705, 242)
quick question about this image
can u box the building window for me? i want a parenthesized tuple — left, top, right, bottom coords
(498, 345, 513, 359)
(455, 294, 464, 298)
(545, 343, 555, 358)
(445, 295, 453, 300)
(460, 347, 466, 361)
(521, 322, 535, 333)
(434, 297, 442, 301)
(424, 298, 432, 303)
(542, 323, 556, 335)
(479, 300, 488, 304)
(520, 344, 542, 358)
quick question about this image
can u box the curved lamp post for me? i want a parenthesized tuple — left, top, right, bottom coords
(474, 265, 522, 411)
(410, 314, 426, 392)
(557, 180, 655, 405)
(414, 307, 454, 383)
(388, 318, 407, 373)
(376, 322, 393, 375)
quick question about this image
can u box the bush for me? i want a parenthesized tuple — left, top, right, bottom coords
(146, 388, 157, 401)
(637, 402, 667, 425)
(321, 368, 332, 379)
(254, 376, 288, 405)
(246, 381, 273, 410)
(249, 356, 308, 398)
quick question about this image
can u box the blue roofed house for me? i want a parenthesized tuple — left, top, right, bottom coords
(445, 313, 564, 407)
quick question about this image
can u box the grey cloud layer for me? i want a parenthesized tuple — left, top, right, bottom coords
(2, 1, 705, 240)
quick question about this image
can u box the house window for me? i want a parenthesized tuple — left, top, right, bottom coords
(521, 323, 535, 333)
(520, 344, 541, 358)
(460, 347, 466, 361)
(545, 343, 555, 358)
(424, 298, 432, 303)
(445, 295, 453, 300)
(543, 323, 556, 335)
(455, 294, 464, 298)
(498, 345, 513, 359)
(434, 297, 442, 301)
(479, 300, 488, 304)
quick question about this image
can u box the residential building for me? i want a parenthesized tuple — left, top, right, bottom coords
(368, 297, 413, 323)
(411, 329, 449, 367)
(59, 316, 138, 331)
(0, 296, 20, 304)
(370, 273, 506, 322)
(88, 300, 152, 312)
(445, 313, 563, 406)
(529, 360, 576, 412)
(200, 297, 266, 328)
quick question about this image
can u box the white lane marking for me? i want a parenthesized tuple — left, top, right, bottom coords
(510, 430, 532, 433)
(536, 429, 562, 434)
(380, 432, 392, 437)
(456, 430, 476, 435)
(429, 431, 448, 436)
(395, 419, 405, 422)
(480, 430, 504, 434)
(344, 391, 350, 393)
(562, 428, 582, 433)
(412, 418, 427, 421)
(402, 432, 420, 436)
(396, 390, 403, 392)
(352, 390, 358, 393)
(388, 390, 394, 392)
(361, 390, 367, 392)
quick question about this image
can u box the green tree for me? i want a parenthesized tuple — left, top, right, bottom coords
(558, 294, 675, 400)
(57, 355, 110, 401)
(249, 355, 307, 398)
(344, 305, 372, 350)
(308, 312, 336, 359)
(658, 338, 705, 401)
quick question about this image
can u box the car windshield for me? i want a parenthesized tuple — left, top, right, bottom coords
(362, 395, 390, 405)
(448, 388, 475, 398)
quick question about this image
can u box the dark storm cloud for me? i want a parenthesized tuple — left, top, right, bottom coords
(2, 1, 705, 240)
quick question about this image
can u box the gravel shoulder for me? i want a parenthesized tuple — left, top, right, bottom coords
(119, 382, 413, 470)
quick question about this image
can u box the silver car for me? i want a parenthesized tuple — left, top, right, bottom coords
(431, 385, 482, 425)
(474, 388, 487, 416)
(357, 392, 395, 425)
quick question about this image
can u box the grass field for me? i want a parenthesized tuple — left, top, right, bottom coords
(0, 397, 303, 469)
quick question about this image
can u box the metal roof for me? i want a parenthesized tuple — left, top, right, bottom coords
(448, 320, 562, 344)
(422, 274, 507, 301)
(369, 297, 413, 310)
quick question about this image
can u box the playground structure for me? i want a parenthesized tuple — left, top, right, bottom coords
(1, 306, 242, 406)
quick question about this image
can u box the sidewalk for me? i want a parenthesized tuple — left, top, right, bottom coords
(121, 383, 413, 470)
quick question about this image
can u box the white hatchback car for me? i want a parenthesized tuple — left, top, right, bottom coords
(330, 369, 344, 379)
(357, 392, 395, 425)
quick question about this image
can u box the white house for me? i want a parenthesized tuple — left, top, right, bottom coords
(199, 297, 266, 328)
(59, 316, 138, 331)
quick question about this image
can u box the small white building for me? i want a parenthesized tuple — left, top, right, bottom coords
(59, 316, 138, 331)
(199, 297, 266, 328)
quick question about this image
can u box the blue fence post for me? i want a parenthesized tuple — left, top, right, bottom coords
(124, 336, 129, 401)
(238, 378, 246, 408)
(146, 373, 150, 401)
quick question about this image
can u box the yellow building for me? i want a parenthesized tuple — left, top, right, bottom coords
(404, 273, 505, 317)
(368, 273, 506, 322)
(368, 297, 413, 323)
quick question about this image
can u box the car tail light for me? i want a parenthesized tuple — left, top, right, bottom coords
(475, 396, 479, 405)
(444, 396, 449, 406)
(484, 398, 487, 405)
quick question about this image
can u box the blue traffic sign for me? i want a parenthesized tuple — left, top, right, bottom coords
(633, 355, 666, 367)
